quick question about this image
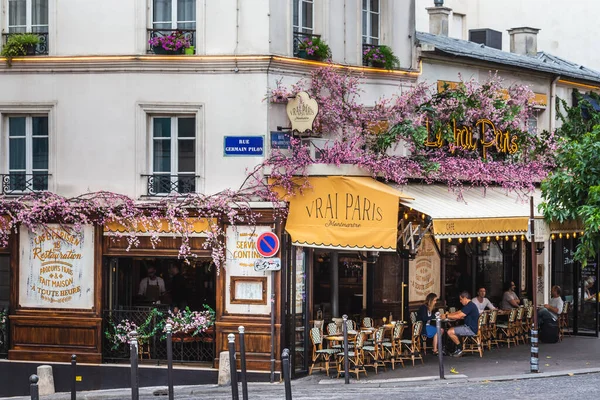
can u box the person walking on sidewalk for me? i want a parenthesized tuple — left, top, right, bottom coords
(442, 291, 479, 357)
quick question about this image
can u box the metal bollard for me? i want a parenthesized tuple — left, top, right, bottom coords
(71, 354, 77, 400)
(435, 312, 445, 380)
(166, 323, 174, 400)
(129, 330, 139, 400)
(238, 326, 248, 400)
(282, 349, 292, 400)
(530, 329, 539, 373)
(228, 333, 239, 400)
(342, 314, 349, 384)
(29, 374, 39, 400)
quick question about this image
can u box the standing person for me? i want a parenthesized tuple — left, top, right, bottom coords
(501, 281, 520, 309)
(169, 264, 188, 313)
(138, 266, 166, 302)
(441, 291, 479, 357)
(538, 285, 564, 328)
(416, 293, 444, 355)
(473, 287, 496, 314)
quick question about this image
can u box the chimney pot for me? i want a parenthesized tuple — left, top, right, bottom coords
(507, 27, 540, 57)
(426, 6, 452, 36)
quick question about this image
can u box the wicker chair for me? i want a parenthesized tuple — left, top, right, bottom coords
(496, 308, 518, 348)
(514, 307, 525, 345)
(337, 332, 367, 380)
(383, 322, 405, 370)
(559, 302, 570, 341)
(309, 327, 339, 376)
(487, 309, 499, 349)
(363, 327, 387, 374)
(362, 317, 374, 329)
(399, 321, 424, 366)
(463, 313, 486, 357)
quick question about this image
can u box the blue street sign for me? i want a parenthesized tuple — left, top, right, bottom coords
(270, 131, 292, 150)
(224, 136, 264, 156)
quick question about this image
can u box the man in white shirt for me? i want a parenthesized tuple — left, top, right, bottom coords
(473, 287, 496, 314)
(138, 266, 166, 302)
(538, 285, 564, 327)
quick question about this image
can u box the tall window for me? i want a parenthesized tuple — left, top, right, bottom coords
(152, 0, 196, 30)
(362, 0, 380, 45)
(7, 115, 49, 192)
(292, 0, 313, 34)
(8, 0, 48, 33)
(150, 116, 196, 195)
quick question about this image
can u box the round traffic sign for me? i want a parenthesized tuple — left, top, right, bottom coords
(256, 232, 280, 258)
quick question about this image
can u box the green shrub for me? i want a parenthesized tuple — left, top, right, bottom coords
(1, 33, 40, 66)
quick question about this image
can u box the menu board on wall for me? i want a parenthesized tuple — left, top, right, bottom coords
(225, 225, 273, 315)
(19, 224, 95, 309)
(408, 236, 441, 303)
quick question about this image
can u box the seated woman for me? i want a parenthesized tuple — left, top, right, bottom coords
(417, 293, 443, 355)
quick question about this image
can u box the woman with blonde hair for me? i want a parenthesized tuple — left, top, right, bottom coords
(416, 292, 443, 354)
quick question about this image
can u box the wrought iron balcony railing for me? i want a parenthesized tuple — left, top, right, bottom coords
(143, 174, 199, 196)
(362, 43, 382, 66)
(292, 31, 320, 57)
(1, 32, 49, 55)
(147, 29, 196, 54)
(1, 173, 50, 195)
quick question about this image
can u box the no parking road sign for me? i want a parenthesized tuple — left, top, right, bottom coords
(256, 232, 280, 258)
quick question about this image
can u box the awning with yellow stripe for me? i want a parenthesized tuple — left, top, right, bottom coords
(104, 218, 212, 236)
(395, 184, 544, 239)
(280, 176, 412, 251)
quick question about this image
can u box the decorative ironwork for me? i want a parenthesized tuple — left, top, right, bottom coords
(1, 174, 49, 195)
(102, 308, 215, 364)
(362, 43, 382, 66)
(1, 32, 49, 55)
(292, 31, 320, 57)
(143, 174, 198, 196)
(147, 29, 196, 54)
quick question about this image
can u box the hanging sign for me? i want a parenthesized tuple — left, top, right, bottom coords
(19, 225, 95, 309)
(286, 91, 318, 134)
(254, 257, 282, 271)
(256, 232, 280, 258)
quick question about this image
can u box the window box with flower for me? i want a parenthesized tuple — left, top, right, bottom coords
(148, 31, 191, 55)
(297, 37, 331, 62)
(363, 45, 400, 70)
(104, 308, 164, 352)
(163, 305, 215, 339)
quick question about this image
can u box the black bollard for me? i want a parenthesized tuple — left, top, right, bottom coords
(531, 329, 539, 373)
(435, 312, 444, 379)
(71, 354, 77, 400)
(129, 330, 139, 400)
(342, 314, 349, 384)
(166, 323, 174, 400)
(238, 326, 248, 400)
(228, 333, 239, 400)
(29, 374, 39, 400)
(282, 349, 292, 400)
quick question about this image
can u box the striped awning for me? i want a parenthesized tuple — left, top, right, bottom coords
(103, 218, 212, 236)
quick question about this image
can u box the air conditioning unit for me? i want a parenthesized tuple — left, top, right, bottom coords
(301, 138, 330, 160)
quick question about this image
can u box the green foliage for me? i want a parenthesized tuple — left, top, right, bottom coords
(298, 36, 331, 61)
(1, 33, 40, 66)
(540, 91, 600, 266)
(363, 45, 400, 70)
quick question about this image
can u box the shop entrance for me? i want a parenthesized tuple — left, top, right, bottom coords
(102, 256, 216, 364)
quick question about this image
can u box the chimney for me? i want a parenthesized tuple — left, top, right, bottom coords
(507, 27, 540, 56)
(427, 1, 452, 36)
(469, 29, 502, 50)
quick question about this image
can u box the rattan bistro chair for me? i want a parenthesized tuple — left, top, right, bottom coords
(496, 308, 518, 348)
(337, 332, 367, 380)
(383, 322, 405, 370)
(559, 302, 570, 341)
(362, 317, 374, 329)
(309, 327, 338, 376)
(363, 327, 387, 374)
(487, 309, 499, 349)
(400, 321, 424, 366)
(463, 313, 486, 358)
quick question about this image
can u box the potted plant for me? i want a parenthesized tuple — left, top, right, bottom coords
(363, 45, 400, 70)
(104, 309, 164, 350)
(1, 33, 40, 66)
(297, 36, 331, 61)
(162, 305, 215, 338)
(148, 31, 191, 55)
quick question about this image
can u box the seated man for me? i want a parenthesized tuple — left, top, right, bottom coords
(538, 285, 564, 328)
(442, 291, 479, 357)
(473, 287, 496, 314)
(501, 281, 521, 310)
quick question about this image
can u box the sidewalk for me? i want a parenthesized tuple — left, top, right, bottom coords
(4, 335, 599, 399)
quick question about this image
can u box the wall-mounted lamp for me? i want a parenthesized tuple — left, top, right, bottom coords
(536, 242, 545, 254)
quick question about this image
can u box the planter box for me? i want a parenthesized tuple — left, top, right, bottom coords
(152, 45, 185, 55)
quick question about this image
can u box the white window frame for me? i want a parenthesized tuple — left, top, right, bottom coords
(0, 103, 55, 193)
(149, 115, 196, 195)
(150, 0, 196, 30)
(6, 0, 49, 33)
(292, 0, 314, 34)
(362, 0, 380, 45)
(136, 103, 204, 198)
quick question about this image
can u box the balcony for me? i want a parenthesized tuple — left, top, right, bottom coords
(143, 174, 199, 196)
(292, 31, 321, 57)
(362, 43, 381, 67)
(147, 29, 196, 54)
(1, 174, 49, 195)
(1, 32, 49, 55)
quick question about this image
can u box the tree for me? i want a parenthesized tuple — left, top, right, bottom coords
(540, 91, 600, 265)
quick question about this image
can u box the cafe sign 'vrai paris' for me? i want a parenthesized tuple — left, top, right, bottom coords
(286, 91, 318, 135)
